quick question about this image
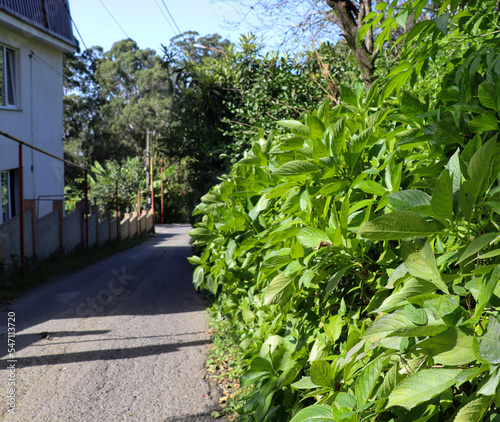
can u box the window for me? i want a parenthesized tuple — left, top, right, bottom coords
(0, 45, 16, 107)
(1, 169, 18, 222)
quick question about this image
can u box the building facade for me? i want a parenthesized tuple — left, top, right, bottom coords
(0, 0, 75, 224)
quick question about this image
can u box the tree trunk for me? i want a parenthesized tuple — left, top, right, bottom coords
(325, 0, 376, 87)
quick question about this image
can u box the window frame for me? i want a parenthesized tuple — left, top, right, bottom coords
(0, 44, 18, 109)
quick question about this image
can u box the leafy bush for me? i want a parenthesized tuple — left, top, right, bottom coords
(190, 1, 500, 421)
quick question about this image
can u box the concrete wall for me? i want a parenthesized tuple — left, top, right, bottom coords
(0, 202, 155, 273)
(0, 209, 33, 269)
(98, 218, 110, 246)
(120, 218, 130, 240)
(64, 209, 82, 255)
(129, 216, 137, 238)
(147, 212, 153, 232)
(87, 214, 97, 249)
(139, 214, 146, 234)
(36, 210, 61, 261)
(110, 218, 118, 241)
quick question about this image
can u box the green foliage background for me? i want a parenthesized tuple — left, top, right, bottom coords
(189, 1, 500, 421)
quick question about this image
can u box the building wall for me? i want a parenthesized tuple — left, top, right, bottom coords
(0, 12, 71, 224)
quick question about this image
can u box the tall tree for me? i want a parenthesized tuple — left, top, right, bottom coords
(96, 39, 175, 161)
(64, 39, 175, 164)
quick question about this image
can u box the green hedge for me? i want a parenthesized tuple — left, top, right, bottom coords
(189, 2, 500, 421)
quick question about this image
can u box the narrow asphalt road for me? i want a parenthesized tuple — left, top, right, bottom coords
(0, 224, 220, 421)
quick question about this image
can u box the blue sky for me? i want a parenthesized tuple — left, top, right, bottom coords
(68, 0, 253, 53)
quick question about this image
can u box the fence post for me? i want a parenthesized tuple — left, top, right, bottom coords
(138, 189, 141, 234)
(160, 159, 164, 224)
(53, 200, 64, 255)
(115, 181, 120, 240)
(151, 155, 154, 231)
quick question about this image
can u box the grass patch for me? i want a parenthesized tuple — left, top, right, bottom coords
(0, 235, 148, 303)
(206, 306, 250, 421)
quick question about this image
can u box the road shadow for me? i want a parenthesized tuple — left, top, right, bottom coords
(2, 338, 210, 367)
(164, 412, 219, 421)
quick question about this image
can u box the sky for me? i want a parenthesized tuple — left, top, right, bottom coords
(68, 0, 253, 53)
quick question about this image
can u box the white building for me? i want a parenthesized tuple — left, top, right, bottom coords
(0, 0, 75, 224)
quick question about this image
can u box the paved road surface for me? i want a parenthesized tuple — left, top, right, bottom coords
(0, 224, 220, 421)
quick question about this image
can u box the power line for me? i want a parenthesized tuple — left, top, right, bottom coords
(152, 0, 178, 38)
(158, 0, 183, 36)
(156, 1, 200, 58)
(97, 0, 130, 39)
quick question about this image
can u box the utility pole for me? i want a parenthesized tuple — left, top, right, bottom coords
(145, 128, 150, 211)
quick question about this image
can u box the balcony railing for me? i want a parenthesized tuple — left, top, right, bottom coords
(0, 0, 74, 45)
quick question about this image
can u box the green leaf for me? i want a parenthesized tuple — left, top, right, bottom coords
(324, 315, 344, 342)
(475, 266, 500, 317)
(262, 255, 293, 270)
(193, 265, 205, 290)
(264, 274, 294, 306)
(291, 377, 317, 390)
(308, 114, 326, 140)
(297, 227, 330, 248)
(355, 356, 385, 405)
(251, 356, 273, 372)
(340, 85, 358, 107)
(353, 180, 387, 196)
(419, 327, 475, 366)
(363, 312, 413, 343)
(277, 120, 309, 136)
(325, 267, 349, 295)
(460, 136, 498, 219)
(431, 170, 453, 224)
(273, 160, 319, 176)
(240, 371, 268, 387)
(405, 241, 449, 294)
(405, 20, 433, 46)
(382, 71, 411, 101)
(290, 405, 336, 422)
(387, 190, 431, 211)
(300, 190, 313, 213)
(434, 12, 449, 35)
(377, 278, 437, 312)
(311, 360, 336, 389)
(435, 118, 462, 145)
(336, 392, 357, 408)
(387, 368, 462, 409)
(389, 324, 448, 338)
(470, 111, 499, 132)
(358, 211, 438, 240)
(187, 255, 202, 266)
(404, 304, 428, 325)
(380, 362, 402, 399)
(453, 395, 491, 422)
(401, 90, 424, 118)
(457, 233, 500, 264)
(479, 317, 500, 364)
(445, 148, 462, 195)
(478, 366, 500, 396)
(478, 83, 499, 111)
(424, 295, 460, 320)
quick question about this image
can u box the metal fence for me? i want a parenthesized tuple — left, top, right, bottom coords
(0, 0, 74, 44)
